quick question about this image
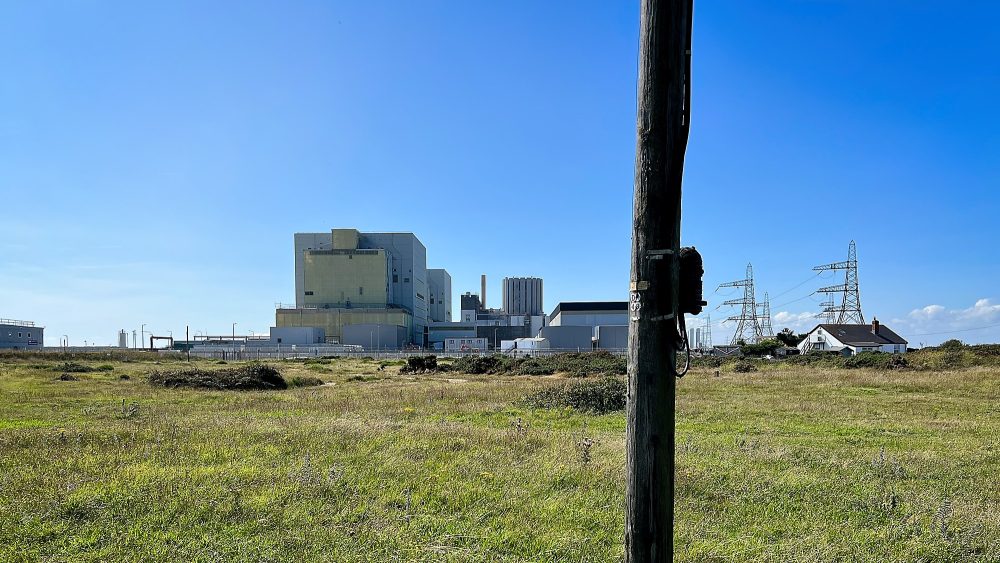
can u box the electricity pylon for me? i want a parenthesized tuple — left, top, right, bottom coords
(815, 297, 836, 324)
(719, 263, 763, 345)
(757, 292, 774, 339)
(702, 313, 713, 351)
(814, 240, 865, 324)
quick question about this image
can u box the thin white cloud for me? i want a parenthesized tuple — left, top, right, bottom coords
(773, 311, 819, 333)
(895, 298, 1000, 345)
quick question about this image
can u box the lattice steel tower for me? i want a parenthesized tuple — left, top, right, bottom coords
(757, 292, 774, 339)
(719, 263, 764, 345)
(702, 313, 713, 351)
(815, 297, 836, 324)
(814, 240, 865, 324)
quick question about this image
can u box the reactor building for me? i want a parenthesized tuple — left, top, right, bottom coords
(502, 277, 544, 316)
(277, 228, 451, 348)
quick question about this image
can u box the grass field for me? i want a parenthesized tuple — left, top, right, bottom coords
(1, 354, 998, 562)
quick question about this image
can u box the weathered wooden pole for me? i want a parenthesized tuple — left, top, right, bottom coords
(626, 0, 693, 561)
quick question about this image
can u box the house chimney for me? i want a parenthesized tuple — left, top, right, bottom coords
(872, 317, 879, 335)
(481, 274, 487, 310)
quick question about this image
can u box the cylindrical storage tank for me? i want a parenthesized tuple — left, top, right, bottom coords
(502, 277, 544, 316)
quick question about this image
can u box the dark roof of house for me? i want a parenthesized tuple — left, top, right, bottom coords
(816, 323, 907, 346)
(549, 301, 628, 319)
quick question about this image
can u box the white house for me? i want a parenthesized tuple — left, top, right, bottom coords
(797, 319, 907, 356)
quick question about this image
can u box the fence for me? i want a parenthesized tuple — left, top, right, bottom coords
(171, 347, 627, 361)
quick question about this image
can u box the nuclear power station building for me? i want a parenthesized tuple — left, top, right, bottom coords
(502, 277, 544, 316)
(277, 229, 451, 348)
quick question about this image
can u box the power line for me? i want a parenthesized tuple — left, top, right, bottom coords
(907, 322, 1000, 336)
(769, 271, 823, 300)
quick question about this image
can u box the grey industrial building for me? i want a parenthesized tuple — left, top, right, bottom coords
(427, 269, 452, 323)
(539, 301, 629, 350)
(281, 229, 450, 347)
(503, 277, 544, 316)
(1, 319, 44, 350)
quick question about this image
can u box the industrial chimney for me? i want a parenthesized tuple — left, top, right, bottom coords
(481, 274, 487, 310)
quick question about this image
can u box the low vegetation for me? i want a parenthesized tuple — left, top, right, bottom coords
(1, 350, 998, 561)
(524, 376, 626, 414)
(450, 351, 626, 377)
(148, 361, 286, 390)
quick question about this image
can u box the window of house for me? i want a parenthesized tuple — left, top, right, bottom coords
(359, 287, 363, 295)
(404, 277, 410, 283)
(304, 291, 314, 296)
(18, 332, 22, 338)
(393, 275, 399, 283)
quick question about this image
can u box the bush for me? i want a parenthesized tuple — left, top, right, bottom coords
(149, 362, 286, 390)
(843, 352, 909, 370)
(525, 377, 626, 414)
(450, 355, 509, 375)
(450, 352, 625, 377)
(740, 339, 781, 357)
(399, 355, 440, 374)
(731, 360, 758, 373)
(938, 339, 965, 351)
(288, 376, 325, 388)
(56, 362, 96, 373)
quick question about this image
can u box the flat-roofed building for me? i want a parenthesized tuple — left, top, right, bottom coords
(0, 319, 43, 349)
(287, 228, 449, 346)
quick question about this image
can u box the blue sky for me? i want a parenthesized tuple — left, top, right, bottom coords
(1, 1, 997, 346)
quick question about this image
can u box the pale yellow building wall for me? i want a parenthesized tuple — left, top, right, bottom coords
(331, 228, 359, 250)
(302, 249, 388, 307)
(275, 308, 413, 343)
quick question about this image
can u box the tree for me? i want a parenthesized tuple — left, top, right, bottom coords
(775, 328, 804, 347)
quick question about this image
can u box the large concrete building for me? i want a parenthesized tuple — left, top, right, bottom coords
(543, 301, 629, 350)
(503, 277, 544, 316)
(282, 228, 448, 347)
(1, 319, 43, 350)
(427, 269, 452, 323)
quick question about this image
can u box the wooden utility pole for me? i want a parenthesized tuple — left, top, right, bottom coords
(626, 0, 693, 561)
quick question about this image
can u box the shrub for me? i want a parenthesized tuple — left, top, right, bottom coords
(525, 377, 626, 414)
(450, 352, 625, 377)
(399, 355, 440, 374)
(843, 352, 909, 370)
(149, 362, 286, 390)
(450, 355, 509, 375)
(938, 339, 965, 351)
(731, 360, 758, 373)
(288, 376, 325, 388)
(740, 339, 781, 357)
(56, 362, 96, 373)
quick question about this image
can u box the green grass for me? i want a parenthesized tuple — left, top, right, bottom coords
(1, 354, 998, 561)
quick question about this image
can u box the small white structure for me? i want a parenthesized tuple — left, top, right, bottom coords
(501, 337, 550, 356)
(797, 319, 907, 356)
(445, 337, 488, 352)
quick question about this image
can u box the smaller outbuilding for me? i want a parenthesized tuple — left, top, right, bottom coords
(797, 319, 906, 356)
(0, 319, 43, 350)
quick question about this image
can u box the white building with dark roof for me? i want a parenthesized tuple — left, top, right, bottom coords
(797, 318, 907, 356)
